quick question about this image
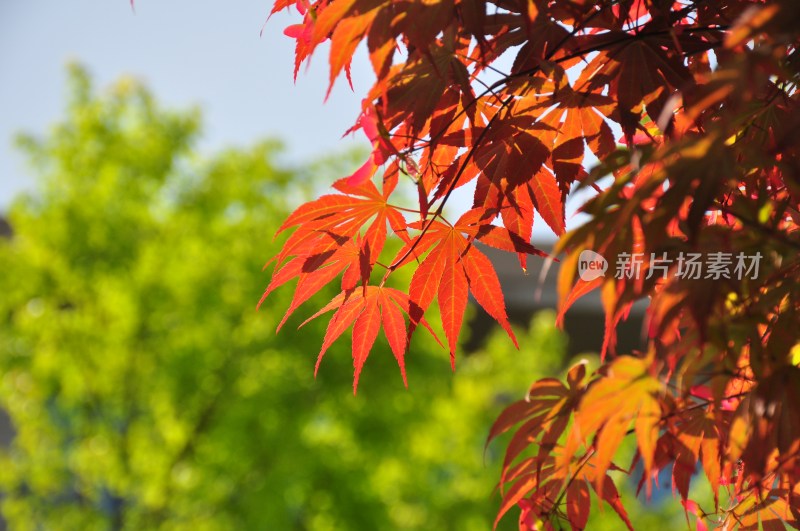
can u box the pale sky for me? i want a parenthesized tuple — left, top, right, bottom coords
(0, 0, 370, 206)
(1, 1, 590, 239)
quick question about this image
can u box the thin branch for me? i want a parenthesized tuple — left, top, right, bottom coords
(716, 204, 800, 252)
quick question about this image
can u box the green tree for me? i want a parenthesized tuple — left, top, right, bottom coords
(0, 66, 571, 530)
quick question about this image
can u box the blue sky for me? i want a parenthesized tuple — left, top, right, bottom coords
(0, 0, 371, 206)
(1, 1, 592, 239)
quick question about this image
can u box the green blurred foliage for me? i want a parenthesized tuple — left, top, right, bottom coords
(0, 66, 694, 531)
(0, 66, 567, 530)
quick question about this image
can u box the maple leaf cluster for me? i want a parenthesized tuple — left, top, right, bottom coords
(264, 0, 800, 527)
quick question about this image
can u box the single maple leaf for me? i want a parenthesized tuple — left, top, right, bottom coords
(300, 286, 441, 392)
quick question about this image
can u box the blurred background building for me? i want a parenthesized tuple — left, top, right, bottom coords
(471, 245, 647, 356)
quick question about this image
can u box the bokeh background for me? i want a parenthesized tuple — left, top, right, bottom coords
(0, 2, 709, 529)
(0, 1, 369, 206)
